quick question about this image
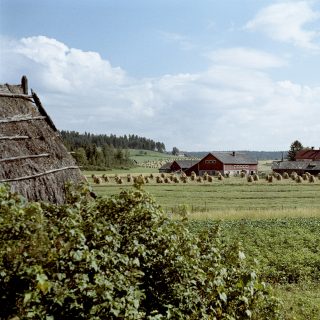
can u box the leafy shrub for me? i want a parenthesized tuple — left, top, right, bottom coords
(0, 183, 281, 319)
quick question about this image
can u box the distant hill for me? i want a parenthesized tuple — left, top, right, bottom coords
(187, 151, 287, 161)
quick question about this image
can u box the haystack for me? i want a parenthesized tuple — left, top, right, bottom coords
(0, 76, 84, 203)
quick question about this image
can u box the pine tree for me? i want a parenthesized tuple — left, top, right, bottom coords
(288, 140, 303, 161)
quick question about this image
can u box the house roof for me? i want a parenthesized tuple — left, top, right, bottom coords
(272, 160, 320, 171)
(295, 149, 320, 160)
(0, 76, 83, 203)
(211, 152, 258, 165)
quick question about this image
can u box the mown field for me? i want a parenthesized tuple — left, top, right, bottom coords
(83, 169, 320, 319)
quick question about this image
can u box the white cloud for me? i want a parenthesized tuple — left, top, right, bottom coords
(207, 47, 286, 69)
(159, 31, 195, 51)
(245, 1, 320, 50)
(1, 35, 320, 150)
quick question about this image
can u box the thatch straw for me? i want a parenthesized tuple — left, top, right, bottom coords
(0, 78, 83, 203)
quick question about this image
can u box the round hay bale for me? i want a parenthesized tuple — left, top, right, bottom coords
(296, 175, 303, 183)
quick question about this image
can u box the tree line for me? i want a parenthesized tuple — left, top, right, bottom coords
(60, 131, 166, 170)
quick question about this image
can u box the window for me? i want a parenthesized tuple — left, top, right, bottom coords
(205, 160, 216, 164)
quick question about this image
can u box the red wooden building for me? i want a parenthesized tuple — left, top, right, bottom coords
(159, 152, 258, 176)
(295, 149, 320, 161)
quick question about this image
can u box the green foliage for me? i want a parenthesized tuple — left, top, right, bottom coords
(0, 183, 281, 319)
(287, 140, 303, 161)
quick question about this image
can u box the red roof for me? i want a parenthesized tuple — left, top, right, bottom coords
(295, 149, 320, 160)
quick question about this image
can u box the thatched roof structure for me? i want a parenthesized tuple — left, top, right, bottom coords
(0, 76, 84, 203)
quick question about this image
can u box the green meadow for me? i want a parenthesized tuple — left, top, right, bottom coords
(84, 170, 320, 319)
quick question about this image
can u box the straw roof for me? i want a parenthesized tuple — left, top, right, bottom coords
(0, 76, 84, 203)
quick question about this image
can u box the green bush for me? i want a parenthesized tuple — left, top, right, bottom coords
(0, 183, 281, 319)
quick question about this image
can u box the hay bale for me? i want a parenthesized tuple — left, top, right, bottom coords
(218, 174, 224, 181)
(156, 176, 163, 183)
(276, 173, 282, 181)
(291, 172, 297, 180)
(253, 174, 259, 181)
(145, 177, 149, 183)
(117, 178, 123, 184)
(93, 176, 102, 184)
(164, 177, 171, 183)
(240, 171, 246, 178)
(247, 175, 254, 182)
(309, 175, 315, 183)
(296, 175, 303, 183)
(190, 171, 196, 181)
(161, 173, 165, 178)
(225, 172, 230, 178)
(268, 175, 273, 183)
(283, 172, 289, 179)
(207, 175, 213, 182)
(203, 172, 208, 181)
(149, 173, 154, 179)
(197, 176, 202, 183)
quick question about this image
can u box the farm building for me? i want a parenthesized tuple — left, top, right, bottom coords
(0, 76, 84, 203)
(272, 160, 320, 175)
(185, 152, 258, 176)
(295, 148, 320, 161)
(272, 148, 320, 175)
(159, 152, 258, 176)
(159, 160, 199, 173)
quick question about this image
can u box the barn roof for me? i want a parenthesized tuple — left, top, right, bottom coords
(0, 76, 84, 203)
(271, 160, 320, 171)
(211, 152, 257, 165)
(295, 149, 320, 160)
(159, 162, 172, 170)
(174, 160, 198, 169)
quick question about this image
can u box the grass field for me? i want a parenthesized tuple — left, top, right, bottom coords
(85, 171, 320, 215)
(83, 170, 320, 319)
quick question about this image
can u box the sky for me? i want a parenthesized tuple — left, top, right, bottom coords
(1, 0, 320, 151)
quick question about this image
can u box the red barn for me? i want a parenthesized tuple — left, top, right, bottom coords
(295, 148, 320, 161)
(184, 152, 258, 176)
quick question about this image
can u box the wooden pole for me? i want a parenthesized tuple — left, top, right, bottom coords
(0, 136, 30, 140)
(0, 166, 80, 183)
(0, 93, 33, 101)
(0, 116, 46, 124)
(21, 75, 28, 94)
(0, 153, 50, 163)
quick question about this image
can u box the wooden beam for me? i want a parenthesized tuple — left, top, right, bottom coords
(0, 116, 46, 124)
(0, 166, 80, 183)
(0, 153, 50, 163)
(0, 93, 33, 101)
(31, 90, 58, 132)
(0, 136, 30, 140)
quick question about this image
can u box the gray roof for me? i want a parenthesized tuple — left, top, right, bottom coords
(272, 160, 320, 171)
(212, 152, 257, 165)
(159, 162, 172, 170)
(175, 160, 198, 169)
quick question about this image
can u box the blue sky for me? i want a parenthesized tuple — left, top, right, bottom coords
(1, 0, 320, 151)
